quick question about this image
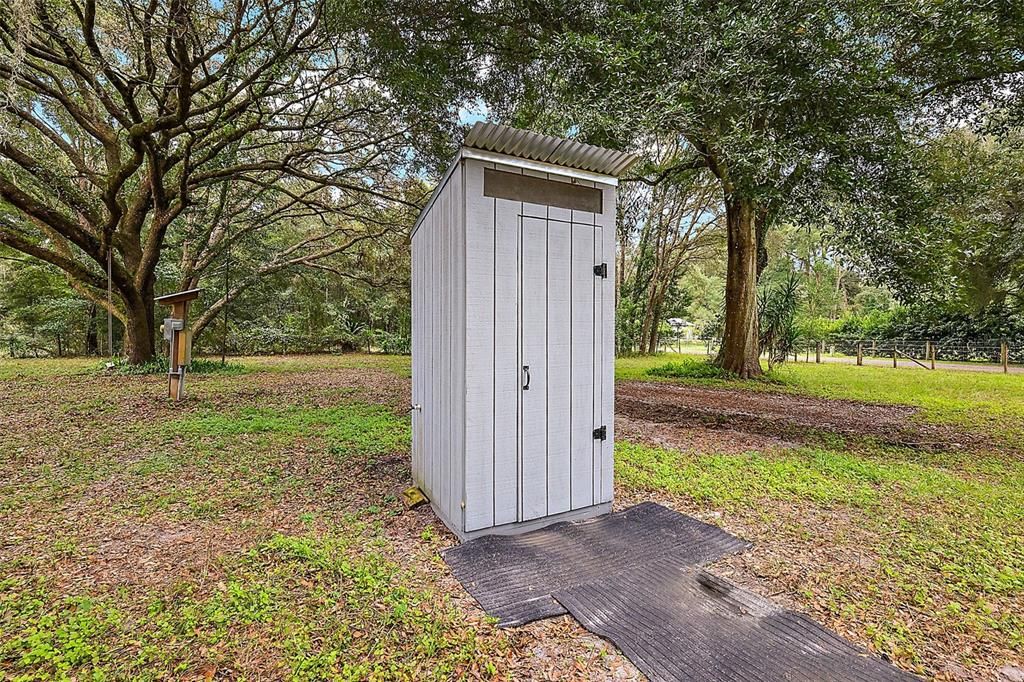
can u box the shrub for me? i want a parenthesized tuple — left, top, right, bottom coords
(101, 356, 247, 376)
(646, 358, 731, 380)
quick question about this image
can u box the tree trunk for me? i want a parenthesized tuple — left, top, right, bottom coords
(122, 284, 157, 363)
(85, 303, 99, 355)
(719, 195, 762, 378)
(639, 305, 654, 355)
(646, 287, 664, 354)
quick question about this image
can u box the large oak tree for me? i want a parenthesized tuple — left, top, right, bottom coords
(537, 0, 1023, 376)
(333, 0, 1023, 377)
(0, 0, 432, 362)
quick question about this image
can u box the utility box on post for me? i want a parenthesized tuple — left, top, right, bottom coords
(157, 288, 200, 400)
(410, 123, 636, 541)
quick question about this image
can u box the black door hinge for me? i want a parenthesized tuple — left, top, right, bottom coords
(594, 263, 608, 278)
(593, 425, 607, 440)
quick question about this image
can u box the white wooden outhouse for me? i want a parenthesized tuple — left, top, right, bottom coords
(410, 123, 636, 540)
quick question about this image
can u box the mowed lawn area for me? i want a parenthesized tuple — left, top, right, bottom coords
(1, 354, 1022, 680)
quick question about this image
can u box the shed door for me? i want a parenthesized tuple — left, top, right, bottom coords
(519, 216, 605, 522)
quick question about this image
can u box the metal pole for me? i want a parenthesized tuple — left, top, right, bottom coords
(107, 248, 113, 357)
(221, 247, 230, 365)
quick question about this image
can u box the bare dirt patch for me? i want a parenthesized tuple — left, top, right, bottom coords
(613, 381, 1024, 680)
(618, 380, 976, 450)
(387, 503, 644, 681)
(193, 365, 412, 413)
(616, 412, 795, 454)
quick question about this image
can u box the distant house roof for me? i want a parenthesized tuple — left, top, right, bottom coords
(464, 122, 638, 178)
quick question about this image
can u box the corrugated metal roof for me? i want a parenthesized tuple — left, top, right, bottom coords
(464, 122, 638, 178)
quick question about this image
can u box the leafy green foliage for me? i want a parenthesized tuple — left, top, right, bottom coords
(836, 130, 1024, 330)
(646, 358, 731, 380)
(615, 170, 723, 354)
(0, 249, 100, 358)
(207, 264, 411, 357)
(0, 529, 506, 681)
(103, 357, 247, 376)
(1, 585, 123, 677)
(758, 273, 801, 368)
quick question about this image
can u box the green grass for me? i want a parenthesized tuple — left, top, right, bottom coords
(4, 352, 1022, 677)
(616, 440, 1024, 663)
(166, 403, 410, 458)
(616, 442, 891, 508)
(105, 356, 248, 376)
(644, 357, 734, 380)
(0, 352, 510, 679)
(238, 353, 412, 377)
(0, 353, 410, 380)
(0, 527, 505, 681)
(619, 352, 1024, 432)
(0, 357, 97, 380)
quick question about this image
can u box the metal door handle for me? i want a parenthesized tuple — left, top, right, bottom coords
(523, 365, 531, 390)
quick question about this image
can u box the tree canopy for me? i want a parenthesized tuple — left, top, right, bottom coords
(0, 0, 440, 362)
(2, 0, 1023, 367)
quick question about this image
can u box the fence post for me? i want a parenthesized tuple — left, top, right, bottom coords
(815, 341, 822, 364)
(1003, 341, 1010, 373)
(930, 342, 936, 370)
(893, 343, 898, 368)
(857, 342, 863, 366)
(871, 339, 877, 357)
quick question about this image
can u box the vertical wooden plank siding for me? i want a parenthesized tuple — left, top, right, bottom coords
(493, 191, 521, 526)
(464, 159, 495, 532)
(410, 234, 418, 482)
(439, 187, 449, 513)
(432, 195, 443, 502)
(450, 164, 466, 527)
(546, 218, 572, 514)
(420, 208, 430, 498)
(570, 182, 597, 511)
(412, 162, 469, 529)
(592, 221, 604, 503)
(493, 159, 524, 527)
(598, 185, 616, 503)
(427, 202, 438, 500)
(570, 221, 596, 509)
(520, 215, 549, 521)
(463, 160, 495, 531)
(411, 234, 421, 486)
(413, 152, 618, 536)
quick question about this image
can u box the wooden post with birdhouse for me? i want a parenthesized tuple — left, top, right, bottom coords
(157, 289, 200, 400)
